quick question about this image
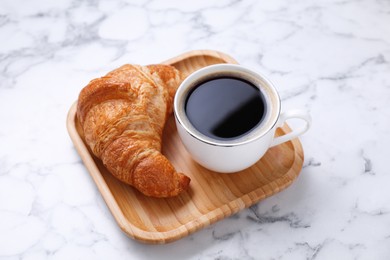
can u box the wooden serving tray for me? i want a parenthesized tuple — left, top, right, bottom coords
(66, 50, 304, 244)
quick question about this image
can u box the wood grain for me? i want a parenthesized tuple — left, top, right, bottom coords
(66, 50, 304, 244)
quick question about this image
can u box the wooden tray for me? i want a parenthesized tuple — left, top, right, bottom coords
(66, 50, 304, 244)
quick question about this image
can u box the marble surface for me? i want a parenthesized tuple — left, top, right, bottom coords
(1, 0, 390, 259)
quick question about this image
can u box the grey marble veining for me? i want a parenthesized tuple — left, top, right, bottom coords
(1, 0, 390, 259)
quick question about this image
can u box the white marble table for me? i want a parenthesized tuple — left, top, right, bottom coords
(1, 0, 390, 259)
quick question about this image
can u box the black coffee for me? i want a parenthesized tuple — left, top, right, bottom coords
(185, 76, 266, 140)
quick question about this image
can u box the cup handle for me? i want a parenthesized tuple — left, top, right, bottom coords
(270, 109, 311, 147)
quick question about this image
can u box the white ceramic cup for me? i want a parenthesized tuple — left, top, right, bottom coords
(174, 64, 311, 173)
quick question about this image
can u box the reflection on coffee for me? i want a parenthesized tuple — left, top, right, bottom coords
(185, 76, 266, 140)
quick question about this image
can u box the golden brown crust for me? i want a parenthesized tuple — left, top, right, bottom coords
(76, 64, 190, 197)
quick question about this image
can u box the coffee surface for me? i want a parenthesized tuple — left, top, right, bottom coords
(185, 76, 266, 140)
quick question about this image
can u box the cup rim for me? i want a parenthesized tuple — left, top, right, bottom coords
(174, 64, 281, 147)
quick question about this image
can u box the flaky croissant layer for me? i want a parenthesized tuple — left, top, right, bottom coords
(77, 64, 190, 197)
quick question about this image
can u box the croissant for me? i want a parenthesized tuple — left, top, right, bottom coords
(77, 64, 190, 197)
